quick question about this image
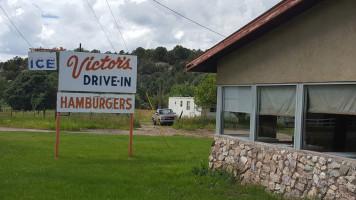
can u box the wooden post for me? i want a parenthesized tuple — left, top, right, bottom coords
(55, 111, 60, 157)
(129, 113, 133, 157)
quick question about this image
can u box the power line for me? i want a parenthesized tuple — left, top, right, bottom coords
(152, 0, 226, 38)
(0, 5, 34, 48)
(85, 0, 117, 53)
(105, 0, 129, 53)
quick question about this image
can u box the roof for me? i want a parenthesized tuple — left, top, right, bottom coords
(186, 0, 324, 73)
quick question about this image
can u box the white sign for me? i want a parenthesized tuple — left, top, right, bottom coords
(57, 92, 135, 113)
(28, 51, 57, 70)
(59, 51, 137, 93)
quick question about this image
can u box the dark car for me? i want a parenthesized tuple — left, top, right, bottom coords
(152, 108, 177, 125)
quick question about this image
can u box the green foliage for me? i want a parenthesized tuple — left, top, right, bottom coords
(0, 77, 8, 100)
(172, 117, 216, 131)
(4, 71, 58, 110)
(169, 82, 195, 97)
(192, 164, 238, 185)
(0, 56, 27, 81)
(194, 73, 217, 109)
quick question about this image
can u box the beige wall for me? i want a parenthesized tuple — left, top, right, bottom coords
(217, 0, 356, 85)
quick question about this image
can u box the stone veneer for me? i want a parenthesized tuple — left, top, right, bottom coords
(209, 136, 356, 199)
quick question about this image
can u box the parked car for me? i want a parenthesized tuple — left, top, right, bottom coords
(152, 108, 177, 125)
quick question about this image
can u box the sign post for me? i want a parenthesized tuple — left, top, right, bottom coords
(56, 51, 137, 157)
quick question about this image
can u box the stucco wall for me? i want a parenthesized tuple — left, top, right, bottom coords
(210, 136, 356, 199)
(217, 0, 356, 85)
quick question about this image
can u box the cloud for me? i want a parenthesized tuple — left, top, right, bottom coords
(0, 0, 281, 61)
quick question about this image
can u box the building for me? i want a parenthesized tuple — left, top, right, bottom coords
(168, 97, 201, 117)
(187, 0, 356, 199)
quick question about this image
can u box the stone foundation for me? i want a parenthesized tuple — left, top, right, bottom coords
(209, 136, 356, 199)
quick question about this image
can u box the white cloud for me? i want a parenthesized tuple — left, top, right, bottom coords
(174, 31, 184, 40)
(0, 0, 281, 61)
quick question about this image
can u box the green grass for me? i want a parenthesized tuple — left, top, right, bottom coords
(173, 117, 216, 131)
(0, 131, 279, 200)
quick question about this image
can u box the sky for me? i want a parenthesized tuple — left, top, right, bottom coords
(0, 0, 281, 62)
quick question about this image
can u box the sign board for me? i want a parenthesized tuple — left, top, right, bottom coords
(59, 51, 137, 93)
(28, 51, 57, 70)
(57, 92, 135, 113)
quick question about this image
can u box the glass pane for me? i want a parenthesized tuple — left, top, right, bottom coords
(257, 86, 296, 146)
(303, 85, 356, 157)
(223, 112, 250, 137)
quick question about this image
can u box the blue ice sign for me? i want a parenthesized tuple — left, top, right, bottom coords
(28, 51, 57, 70)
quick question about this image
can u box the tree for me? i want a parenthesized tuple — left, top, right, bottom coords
(0, 56, 27, 81)
(194, 74, 217, 109)
(169, 82, 195, 97)
(4, 71, 58, 110)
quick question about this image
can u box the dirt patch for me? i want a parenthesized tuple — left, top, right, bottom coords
(0, 123, 214, 138)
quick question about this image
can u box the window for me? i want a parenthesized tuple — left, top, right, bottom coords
(187, 101, 191, 110)
(257, 86, 296, 146)
(222, 86, 251, 138)
(303, 85, 356, 155)
(180, 101, 183, 107)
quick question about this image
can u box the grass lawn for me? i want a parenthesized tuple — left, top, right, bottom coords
(0, 131, 280, 200)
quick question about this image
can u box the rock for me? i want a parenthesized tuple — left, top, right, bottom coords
(290, 189, 301, 198)
(281, 150, 286, 155)
(299, 176, 307, 184)
(328, 170, 340, 178)
(269, 181, 275, 191)
(319, 157, 326, 165)
(295, 182, 305, 191)
(245, 146, 250, 151)
(262, 165, 271, 173)
(305, 165, 313, 172)
(312, 156, 318, 163)
(209, 155, 214, 161)
(307, 187, 318, 199)
(240, 149, 247, 156)
(325, 189, 336, 200)
(240, 156, 248, 165)
(271, 173, 281, 183)
(321, 165, 327, 171)
(320, 172, 326, 180)
(263, 154, 271, 164)
(278, 160, 284, 171)
(339, 185, 355, 200)
(313, 174, 319, 184)
(215, 162, 222, 169)
(346, 182, 355, 193)
(299, 157, 307, 165)
(337, 177, 347, 185)
(340, 165, 350, 176)
(228, 150, 235, 156)
(282, 175, 291, 186)
(256, 161, 263, 168)
(289, 159, 297, 168)
(292, 172, 300, 179)
(330, 185, 337, 191)
(275, 184, 281, 191)
(345, 176, 356, 183)
(218, 155, 225, 161)
(239, 143, 245, 149)
(328, 161, 341, 169)
(261, 179, 269, 187)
